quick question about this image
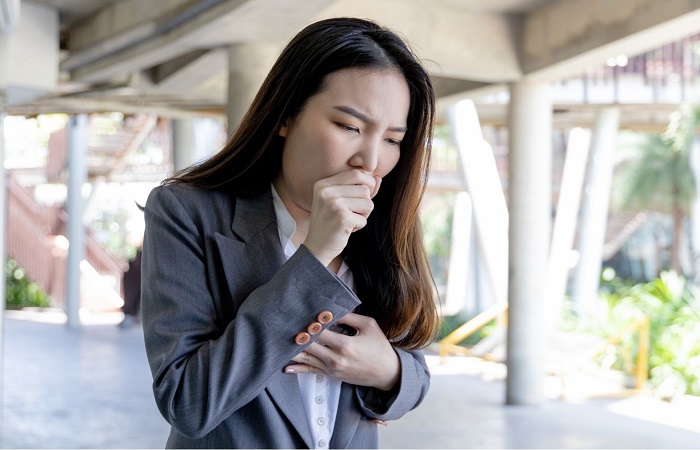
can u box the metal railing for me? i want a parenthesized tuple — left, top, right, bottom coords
(6, 174, 125, 307)
(438, 304, 651, 391)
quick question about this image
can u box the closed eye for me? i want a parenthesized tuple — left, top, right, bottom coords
(336, 123, 359, 133)
(385, 138, 402, 146)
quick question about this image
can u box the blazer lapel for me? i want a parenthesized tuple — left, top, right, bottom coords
(214, 189, 313, 447)
(214, 189, 285, 302)
(329, 383, 361, 449)
(266, 371, 314, 447)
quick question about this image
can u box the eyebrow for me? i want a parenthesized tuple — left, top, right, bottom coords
(333, 105, 407, 133)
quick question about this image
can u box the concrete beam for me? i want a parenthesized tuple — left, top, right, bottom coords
(67, 0, 251, 82)
(522, 0, 700, 81)
(316, 0, 522, 82)
(64, 0, 334, 83)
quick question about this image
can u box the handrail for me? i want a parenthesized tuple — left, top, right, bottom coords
(438, 302, 508, 358)
(437, 304, 651, 390)
(578, 315, 651, 390)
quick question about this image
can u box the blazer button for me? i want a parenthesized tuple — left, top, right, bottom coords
(317, 311, 333, 324)
(307, 322, 323, 335)
(295, 332, 311, 345)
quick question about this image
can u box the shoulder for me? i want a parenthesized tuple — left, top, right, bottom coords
(148, 182, 238, 209)
(145, 183, 236, 226)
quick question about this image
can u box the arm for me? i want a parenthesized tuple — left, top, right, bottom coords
(356, 348, 430, 420)
(141, 186, 360, 439)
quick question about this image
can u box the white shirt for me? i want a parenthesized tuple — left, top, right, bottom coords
(271, 185, 354, 449)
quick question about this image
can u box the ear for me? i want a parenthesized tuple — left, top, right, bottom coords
(279, 117, 292, 137)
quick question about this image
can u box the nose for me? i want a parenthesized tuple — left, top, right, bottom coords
(348, 137, 379, 172)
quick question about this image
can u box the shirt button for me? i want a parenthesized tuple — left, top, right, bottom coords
(318, 439, 328, 448)
(294, 332, 310, 345)
(317, 417, 326, 426)
(316, 375, 325, 383)
(315, 396, 325, 405)
(307, 322, 323, 335)
(317, 311, 333, 324)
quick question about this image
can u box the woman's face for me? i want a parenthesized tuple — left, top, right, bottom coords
(274, 67, 410, 213)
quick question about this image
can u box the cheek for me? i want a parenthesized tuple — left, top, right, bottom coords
(377, 148, 401, 177)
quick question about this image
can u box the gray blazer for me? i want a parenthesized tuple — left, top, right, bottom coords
(141, 183, 430, 449)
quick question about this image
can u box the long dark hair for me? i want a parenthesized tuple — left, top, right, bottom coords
(165, 17, 438, 349)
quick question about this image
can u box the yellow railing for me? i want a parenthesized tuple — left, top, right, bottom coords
(438, 302, 508, 359)
(578, 315, 651, 390)
(438, 304, 651, 391)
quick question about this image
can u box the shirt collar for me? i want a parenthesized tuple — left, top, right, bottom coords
(271, 184, 297, 259)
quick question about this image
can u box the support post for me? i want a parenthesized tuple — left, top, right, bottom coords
(227, 43, 278, 135)
(544, 128, 592, 327)
(506, 81, 552, 406)
(66, 114, 87, 329)
(570, 108, 620, 308)
(172, 119, 197, 173)
(0, 90, 7, 444)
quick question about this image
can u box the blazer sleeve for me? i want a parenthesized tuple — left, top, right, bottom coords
(141, 186, 361, 439)
(355, 348, 430, 420)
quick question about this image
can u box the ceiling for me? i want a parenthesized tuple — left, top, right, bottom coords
(9, 0, 700, 127)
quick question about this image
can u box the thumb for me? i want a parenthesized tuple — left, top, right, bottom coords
(370, 176, 382, 199)
(336, 312, 366, 330)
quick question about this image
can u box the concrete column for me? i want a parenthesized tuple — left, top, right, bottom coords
(570, 108, 620, 308)
(444, 191, 473, 315)
(66, 115, 88, 329)
(227, 43, 278, 135)
(544, 128, 591, 328)
(689, 138, 700, 284)
(172, 119, 197, 173)
(0, 91, 7, 438)
(506, 81, 552, 406)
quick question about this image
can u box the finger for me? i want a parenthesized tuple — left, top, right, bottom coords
(322, 169, 376, 192)
(369, 419, 388, 426)
(315, 328, 350, 348)
(338, 197, 374, 216)
(302, 341, 337, 361)
(370, 176, 382, 199)
(318, 184, 372, 200)
(335, 312, 371, 330)
(290, 350, 327, 370)
(284, 363, 325, 375)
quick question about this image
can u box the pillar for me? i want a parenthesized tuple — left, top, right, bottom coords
(172, 119, 197, 173)
(544, 128, 592, 328)
(0, 92, 7, 436)
(689, 137, 700, 284)
(66, 114, 87, 329)
(570, 108, 620, 308)
(227, 43, 278, 135)
(506, 81, 552, 406)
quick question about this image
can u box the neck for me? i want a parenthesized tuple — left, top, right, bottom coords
(272, 179, 310, 248)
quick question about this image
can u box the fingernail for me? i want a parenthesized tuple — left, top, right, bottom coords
(284, 367, 295, 373)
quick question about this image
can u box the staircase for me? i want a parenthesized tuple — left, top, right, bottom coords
(5, 113, 163, 311)
(7, 174, 126, 310)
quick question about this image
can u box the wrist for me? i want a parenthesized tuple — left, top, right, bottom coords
(302, 242, 334, 267)
(375, 352, 401, 392)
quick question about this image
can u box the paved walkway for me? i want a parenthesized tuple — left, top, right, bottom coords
(1, 309, 699, 449)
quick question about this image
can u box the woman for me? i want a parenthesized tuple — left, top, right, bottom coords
(141, 17, 439, 449)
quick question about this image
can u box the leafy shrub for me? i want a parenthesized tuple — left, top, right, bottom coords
(5, 259, 51, 309)
(572, 271, 700, 398)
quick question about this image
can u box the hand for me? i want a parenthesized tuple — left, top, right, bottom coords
(284, 313, 400, 391)
(303, 169, 382, 267)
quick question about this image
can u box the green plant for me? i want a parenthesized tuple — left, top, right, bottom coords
(612, 104, 700, 273)
(574, 271, 700, 397)
(5, 259, 51, 309)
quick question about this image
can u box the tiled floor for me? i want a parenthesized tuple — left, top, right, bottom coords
(1, 309, 699, 449)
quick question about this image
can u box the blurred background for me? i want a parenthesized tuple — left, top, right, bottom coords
(2, 0, 700, 448)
